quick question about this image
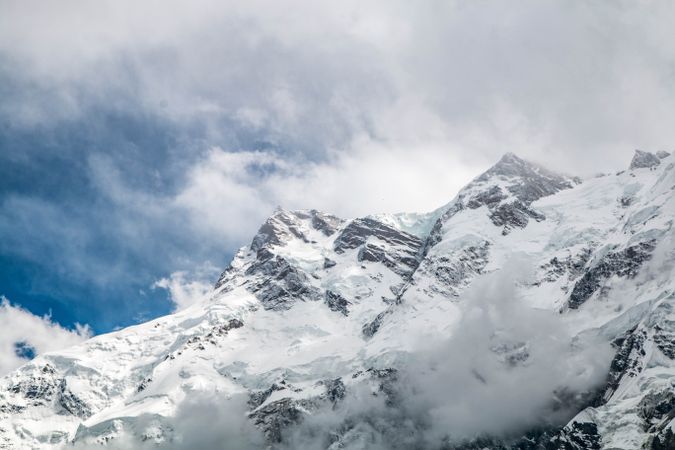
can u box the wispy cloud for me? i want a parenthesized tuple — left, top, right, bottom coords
(152, 265, 220, 311)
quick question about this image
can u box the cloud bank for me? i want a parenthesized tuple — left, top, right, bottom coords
(280, 263, 612, 449)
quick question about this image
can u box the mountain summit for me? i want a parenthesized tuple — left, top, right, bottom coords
(1, 152, 674, 449)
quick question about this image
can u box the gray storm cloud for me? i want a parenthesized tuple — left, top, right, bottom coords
(3, 0, 675, 281)
(2, 0, 675, 175)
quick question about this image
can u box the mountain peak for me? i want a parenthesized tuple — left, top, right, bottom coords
(467, 152, 577, 207)
(478, 152, 544, 181)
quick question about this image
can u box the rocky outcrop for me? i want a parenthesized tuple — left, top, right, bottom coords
(320, 378, 346, 404)
(251, 209, 343, 253)
(58, 379, 92, 419)
(630, 150, 662, 170)
(488, 200, 545, 234)
(638, 390, 675, 431)
(544, 421, 602, 450)
(649, 427, 675, 450)
(249, 398, 310, 442)
(324, 290, 350, 316)
(334, 218, 424, 278)
(599, 326, 647, 402)
(568, 240, 656, 309)
(537, 248, 594, 286)
(2, 364, 92, 422)
(476, 153, 576, 204)
(427, 153, 576, 239)
(653, 325, 675, 359)
(362, 309, 390, 338)
(245, 253, 322, 310)
(419, 241, 491, 298)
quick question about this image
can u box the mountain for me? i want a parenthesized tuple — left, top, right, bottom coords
(1, 150, 674, 449)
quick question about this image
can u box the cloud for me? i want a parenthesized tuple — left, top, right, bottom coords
(152, 264, 220, 311)
(72, 393, 265, 450)
(3, 1, 675, 171)
(279, 260, 613, 448)
(2, 0, 675, 332)
(175, 144, 480, 234)
(395, 263, 612, 443)
(0, 296, 91, 376)
(64, 261, 610, 448)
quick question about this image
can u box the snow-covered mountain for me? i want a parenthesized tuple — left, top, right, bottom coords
(1, 150, 674, 449)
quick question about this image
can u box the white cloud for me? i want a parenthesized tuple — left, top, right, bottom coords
(0, 297, 91, 376)
(152, 265, 220, 311)
(174, 143, 483, 242)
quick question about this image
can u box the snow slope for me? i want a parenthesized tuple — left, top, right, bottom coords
(1, 151, 674, 449)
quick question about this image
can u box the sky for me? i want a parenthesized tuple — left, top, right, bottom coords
(1, 0, 675, 373)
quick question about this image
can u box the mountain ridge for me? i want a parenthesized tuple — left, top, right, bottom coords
(1, 149, 674, 449)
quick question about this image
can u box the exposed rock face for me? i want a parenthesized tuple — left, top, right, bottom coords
(361, 309, 390, 338)
(545, 421, 603, 450)
(249, 383, 288, 410)
(251, 209, 343, 253)
(653, 325, 675, 359)
(568, 240, 656, 309)
(537, 248, 594, 286)
(0, 363, 93, 445)
(488, 200, 545, 233)
(465, 185, 507, 209)
(324, 290, 350, 316)
(320, 378, 346, 404)
(631, 150, 662, 170)
(638, 390, 675, 431)
(245, 253, 322, 310)
(357, 242, 419, 277)
(334, 218, 423, 254)
(473, 153, 574, 233)
(249, 398, 310, 443)
(599, 326, 648, 402)
(215, 209, 344, 290)
(476, 152, 577, 204)
(334, 218, 424, 278)
(420, 241, 491, 298)
(427, 153, 577, 239)
(58, 380, 92, 419)
(649, 428, 675, 450)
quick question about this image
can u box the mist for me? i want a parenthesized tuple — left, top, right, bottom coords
(277, 261, 613, 449)
(67, 261, 613, 450)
